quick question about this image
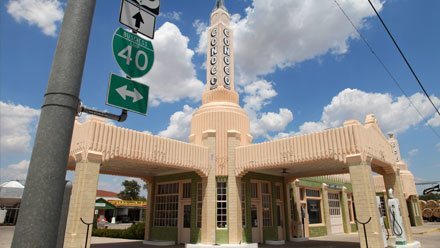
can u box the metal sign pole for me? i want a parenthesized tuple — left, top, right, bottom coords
(11, 0, 96, 247)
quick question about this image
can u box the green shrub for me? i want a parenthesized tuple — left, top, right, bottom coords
(419, 194, 440, 201)
(92, 222, 145, 240)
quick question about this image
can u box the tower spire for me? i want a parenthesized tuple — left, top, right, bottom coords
(213, 0, 228, 12)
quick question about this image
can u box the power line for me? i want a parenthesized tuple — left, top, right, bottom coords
(366, 0, 440, 118)
(333, 0, 440, 139)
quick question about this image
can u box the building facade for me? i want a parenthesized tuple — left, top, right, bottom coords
(94, 190, 146, 224)
(64, 1, 422, 247)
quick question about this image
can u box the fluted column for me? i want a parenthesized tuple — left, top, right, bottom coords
(321, 184, 332, 234)
(227, 130, 242, 243)
(143, 177, 154, 242)
(347, 154, 385, 248)
(64, 152, 102, 248)
(201, 130, 217, 244)
(341, 187, 351, 233)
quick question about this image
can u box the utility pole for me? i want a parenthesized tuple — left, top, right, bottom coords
(11, 0, 96, 247)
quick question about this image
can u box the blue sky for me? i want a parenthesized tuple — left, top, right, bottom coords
(1, 0, 439, 194)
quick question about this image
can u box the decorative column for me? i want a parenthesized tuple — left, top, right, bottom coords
(346, 154, 385, 248)
(64, 151, 102, 248)
(341, 187, 351, 233)
(201, 130, 217, 244)
(227, 130, 242, 243)
(284, 180, 293, 240)
(143, 177, 154, 242)
(383, 168, 414, 243)
(321, 183, 332, 234)
(290, 179, 305, 238)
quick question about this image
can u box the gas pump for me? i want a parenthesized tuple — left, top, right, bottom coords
(387, 189, 407, 246)
(376, 196, 388, 248)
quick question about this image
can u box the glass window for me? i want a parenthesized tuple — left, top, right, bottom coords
(242, 182, 246, 227)
(251, 204, 258, 227)
(251, 183, 258, 198)
(154, 183, 179, 227)
(306, 189, 320, 197)
(262, 182, 272, 227)
(217, 180, 227, 228)
(300, 188, 305, 201)
(276, 205, 282, 227)
(275, 185, 281, 200)
(197, 183, 203, 228)
(183, 205, 191, 228)
(182, 182, 191, 199)
(307, 199, 322, 224)
(379, 196, 386, 217)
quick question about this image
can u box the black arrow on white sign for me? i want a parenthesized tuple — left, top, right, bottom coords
(132, 12, 144, 28)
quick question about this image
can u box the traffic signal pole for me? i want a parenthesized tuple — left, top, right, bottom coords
(11, 0, 96, 247)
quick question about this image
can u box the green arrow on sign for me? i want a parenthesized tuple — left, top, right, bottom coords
(106, 74, 149, 115)
(112, 27, 154, 78)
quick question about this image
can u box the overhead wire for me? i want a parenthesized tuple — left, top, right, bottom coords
(366, 0, 440, 118)
(333, 0, 440, 139)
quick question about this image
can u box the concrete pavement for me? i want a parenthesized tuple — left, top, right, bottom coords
(1, 223, 439, 248)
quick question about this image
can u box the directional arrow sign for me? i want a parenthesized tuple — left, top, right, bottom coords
(119, 0, 156, 39)
(131, 0, 160, 15)
(132, 12, 144, 28)
(112, 27, 154, 78)
(107, 73, 149, 115)
(116, 85, 144, 102)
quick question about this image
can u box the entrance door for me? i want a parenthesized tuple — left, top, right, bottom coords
(328, 192, 343, 234)
(276, 204, 284, 240)
(180, 204, 191, 244)
(251, 203, 261, 243)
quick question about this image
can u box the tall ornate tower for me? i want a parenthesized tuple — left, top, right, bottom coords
(190, 0, 251, 176)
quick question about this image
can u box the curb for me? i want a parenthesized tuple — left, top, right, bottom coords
(412, 228, 440, 235)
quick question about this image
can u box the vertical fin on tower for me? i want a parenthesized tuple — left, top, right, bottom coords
(213, 0, 228, 12)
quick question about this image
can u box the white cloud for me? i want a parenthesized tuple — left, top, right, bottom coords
(295, 89, 440, 135)
(159, 11, 182, 21)
(242, 80, 294, 139)
(76, 112, 115, 126)
(196, 0, 383, 83)
(243, 80, 277, 115)
(408, 149, 419, 157)
(427, 114, 440, 127)
(135, 22, 204, 106)
(0, 102, 40, 155)
(252, 108, 293, 139)
(0, 160, 30, 182)
(7, 0, 64, 36)
(193, 19, 208, 54)
(158, 105, 196, 141)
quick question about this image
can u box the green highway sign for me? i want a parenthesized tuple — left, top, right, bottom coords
(106, 74, 149, 115)
(112, 27, 154, 78)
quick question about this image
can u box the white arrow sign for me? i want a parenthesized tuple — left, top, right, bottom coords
(116, 85, 144, 103)
(119, 0, 156, 39)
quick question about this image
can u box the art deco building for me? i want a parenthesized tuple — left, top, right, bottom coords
(64, 1, 422, 247)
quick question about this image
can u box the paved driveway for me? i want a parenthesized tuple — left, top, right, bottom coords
(1, 224, 439, 248)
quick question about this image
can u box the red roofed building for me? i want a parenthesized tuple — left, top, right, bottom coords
(94, 189, 146, 224)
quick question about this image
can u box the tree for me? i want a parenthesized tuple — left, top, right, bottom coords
(118, 180, 142, 200)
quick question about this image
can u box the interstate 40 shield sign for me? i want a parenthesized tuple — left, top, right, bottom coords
(112, 27, 154, 78)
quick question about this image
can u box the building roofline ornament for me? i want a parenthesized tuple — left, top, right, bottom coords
(213, 0, 228, 13)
